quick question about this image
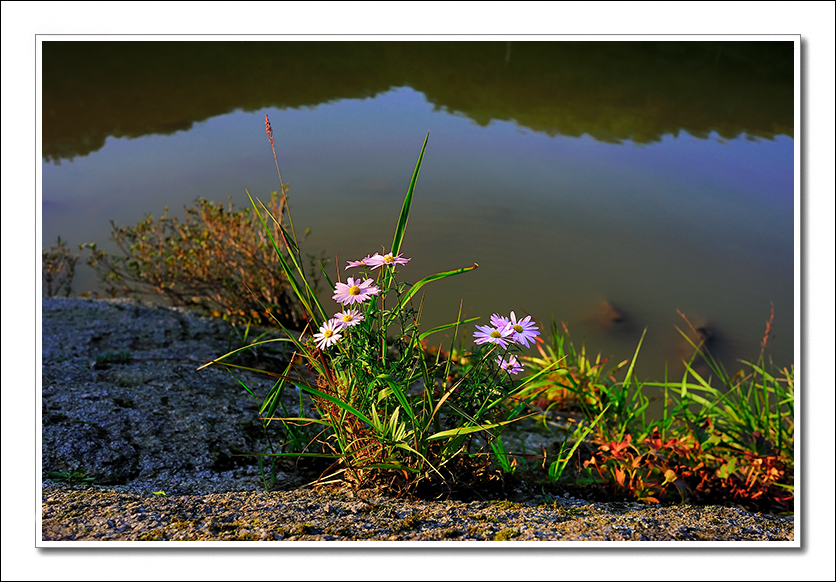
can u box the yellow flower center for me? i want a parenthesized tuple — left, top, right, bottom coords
(349, 285, 361, 295)
(384, 255, 395, 263)
(490, 330, 502, 338)
(323, 329, 333, 338)
(513, 324, 523, 333)
(342, 314, 353, 322)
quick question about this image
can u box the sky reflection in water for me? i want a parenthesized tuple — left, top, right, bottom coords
(42, 85, 794, 379)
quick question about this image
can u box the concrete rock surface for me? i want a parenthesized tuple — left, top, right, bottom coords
(40, 298, 794, 542)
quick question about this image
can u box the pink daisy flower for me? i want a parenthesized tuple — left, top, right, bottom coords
(366, 252, 411, 270)
(332, 277, 380, 306)
(490, 313, 511, 330)
(331, 309, 364, 329)
(345, 255, 373, 270)
(505, 311, 540, 348)
(473, 323, 513, 349)
(313, 319, 343, 350)
(496, 355, 524, 375)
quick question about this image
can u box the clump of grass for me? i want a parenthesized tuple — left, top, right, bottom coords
(85, 192, 313, 327)
(523, 309, 794, 512)
(204, 121, 555, 497)
(45, 470, 96, 487)
(42, 236, 82, 298)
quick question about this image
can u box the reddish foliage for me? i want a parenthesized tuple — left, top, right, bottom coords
(580, 425, 792, 512)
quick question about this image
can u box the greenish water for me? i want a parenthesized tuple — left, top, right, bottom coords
(41, 40, 795, 381)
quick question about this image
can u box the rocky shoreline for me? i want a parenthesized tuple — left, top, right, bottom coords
(40, 297, 794, 542)
(41, 482, 793, 542)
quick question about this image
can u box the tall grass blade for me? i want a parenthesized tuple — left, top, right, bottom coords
(195, 337, 294, 371)
(297, 384, 376, 427)
(246, 189, 323, 323)
(391, 132, 429, 258)
(383, 264, 478, 327)
(256, 195, 327, 321)
(428, 420, 515, 441)
(548, 405, 610, 482)
(417, 317, 480, 342)
(621, 327, 646, 390)
(376, 374, 418, 429)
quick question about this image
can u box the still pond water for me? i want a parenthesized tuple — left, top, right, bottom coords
(41, 41, 795, 381)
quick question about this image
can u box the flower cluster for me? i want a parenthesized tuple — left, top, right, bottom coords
(315, 252, 412, 350)
(490, 311, 541, 348)
(473, 311, 540, 374)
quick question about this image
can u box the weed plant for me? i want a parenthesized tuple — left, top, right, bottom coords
(84, 193, 311, 327)
(204, 121, 557, 497)
(42, 236, 82, 298)
(522, 309, 794, 512)
(195, 117, 792, 508)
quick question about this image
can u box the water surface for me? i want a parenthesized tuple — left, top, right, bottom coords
(41, 41, 795, 381)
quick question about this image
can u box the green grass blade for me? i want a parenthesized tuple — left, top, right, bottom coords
(428, 420, 515, 441)
(549, 405, 609, 482)
(489, 437, 514, 473)
(382, 132, 430, 293)
(256, 196, 328, 321)
(391, 131, 429, 258)
(514, 357, 565, 391)
(314, 255, 335, 291)
(418, 317, 480, 342)
(260, 416, 331, 426)
(297, 383, 375, 427)
(383, 264, 478, 328)
(362, 463, 421, 473)
(226, 370, 258, 399)
(195, 336, 294, 371)
(376, 374, 417, 429)
(246, 188, 323, 324)
(621, 328, 646, 389)
(249, 451, 341, 459)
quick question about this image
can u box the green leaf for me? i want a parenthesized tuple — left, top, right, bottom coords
(716, 458, 738, 479)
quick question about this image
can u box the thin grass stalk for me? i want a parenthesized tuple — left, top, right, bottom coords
(255, 195, 328, 322)
(246, 189, 321, 324)
(386, 131, 429, 294)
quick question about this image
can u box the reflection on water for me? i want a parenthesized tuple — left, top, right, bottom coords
(43, 41, 793, 161)
(41, 41, 795, 383)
